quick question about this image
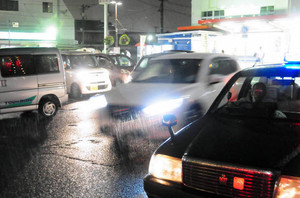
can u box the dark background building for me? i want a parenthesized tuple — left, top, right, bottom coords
(63, 0, 191, 56)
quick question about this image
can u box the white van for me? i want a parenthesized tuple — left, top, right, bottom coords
(61, 51, 112, 98)
(0, 47, 68, 118)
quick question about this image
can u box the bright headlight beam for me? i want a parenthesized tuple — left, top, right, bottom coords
(88, 94, 108, 109)
(149, 154, 182, 183)
(143, 98, 184, 116)
(275, 176, 300, 198)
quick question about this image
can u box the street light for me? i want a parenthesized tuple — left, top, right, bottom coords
(111, 1, 122, 48)
(99, 0, 110, 53)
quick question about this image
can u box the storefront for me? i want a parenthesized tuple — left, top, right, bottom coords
(139, 14, 300, 69)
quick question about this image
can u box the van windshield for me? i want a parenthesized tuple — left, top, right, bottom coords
(133, 59, 202, 83)
(65, 55, 99, 69)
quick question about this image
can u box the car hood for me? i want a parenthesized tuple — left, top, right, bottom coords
(185, 114, 300, 171)
(105, 82, 198, 107)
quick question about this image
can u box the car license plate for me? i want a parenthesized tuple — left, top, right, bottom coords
(90, 85, 98, 90)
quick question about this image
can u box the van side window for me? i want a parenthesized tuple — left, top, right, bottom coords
(209, 58, 237, 75)
(35, 55, 59, 74)
(0, 55, 35, 77)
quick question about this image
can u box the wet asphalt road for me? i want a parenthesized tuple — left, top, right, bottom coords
(0, 97, 168, 198)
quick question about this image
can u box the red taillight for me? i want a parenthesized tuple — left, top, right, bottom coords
(233, 177, 245, 190)
(16, 60, 21, 66)
(4, 62, 12, 67)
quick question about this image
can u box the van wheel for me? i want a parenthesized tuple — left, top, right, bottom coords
(39, 99, 58, 118)
(184, 105, 203, 125)
(70, 84, 81, 98)
(114, 79, 122, 87)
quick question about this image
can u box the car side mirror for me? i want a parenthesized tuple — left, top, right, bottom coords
(162, 114, 177, 141)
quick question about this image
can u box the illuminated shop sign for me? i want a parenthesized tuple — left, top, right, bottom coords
(0, 26, 57, 41)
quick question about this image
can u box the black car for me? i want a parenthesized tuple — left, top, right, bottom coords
(144, 64, 300, 198)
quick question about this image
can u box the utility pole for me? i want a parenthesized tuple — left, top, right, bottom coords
(81, 4, 90, 45)
(159, 0, 164, 33)
(114, 3, 118, 47)
(99, 0, 110, 53)
(103, 3, 108, 52)
(57, 0, 60, 41)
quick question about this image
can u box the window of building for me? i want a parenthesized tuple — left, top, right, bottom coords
(260, 6, 274, 15)
(0, 0, 19, 11)
(43, 2, 53, 13)
(214, 10, 225, 19)
(202, 11, 213, 20)
(202, 10, 224, 20)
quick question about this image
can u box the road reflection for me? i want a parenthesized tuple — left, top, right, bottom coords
(0, 112, 50, 191)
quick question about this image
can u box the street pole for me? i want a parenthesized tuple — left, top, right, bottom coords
(99, 0, 110, 53)
(115, 3, 118, 47)
(103, 3, 108, 53)
(160, 0, 164, 33)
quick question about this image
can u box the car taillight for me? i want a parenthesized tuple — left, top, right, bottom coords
(274, 176, 300, 198)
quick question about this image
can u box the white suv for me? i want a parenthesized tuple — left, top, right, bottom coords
(99, 53, 240, 137)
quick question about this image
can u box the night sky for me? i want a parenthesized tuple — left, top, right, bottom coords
(63, 0, 191, 33)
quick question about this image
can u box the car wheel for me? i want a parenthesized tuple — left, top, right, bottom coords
(39, 99, 58, 118)
(70, 83, 81, 98)
(184, 104, 203, 125)
(114, 79, 122, 87)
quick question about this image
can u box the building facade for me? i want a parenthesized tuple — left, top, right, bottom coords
(192, 0, 291, 25)
(0, 0, 76, 48)
(187, 0, 300, 66)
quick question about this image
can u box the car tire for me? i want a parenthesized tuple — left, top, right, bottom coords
(38, 99, 58, 118)
(70, 83, 82, 98)
(114, 79, 122, 87)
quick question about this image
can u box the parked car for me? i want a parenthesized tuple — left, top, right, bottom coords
(61, 51, 112, 98)
(99, 53, 240, 136)
(144, 63, 300, 198)
(94, 53, 134, 86)
(0, 47, 68, 118)
(108, 54, 135, 70)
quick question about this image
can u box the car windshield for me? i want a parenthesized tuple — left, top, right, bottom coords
(215, 69, 300, 121)
(134, 57, 150, 72)
(132, 58, 202, 83)
(64, 55, 99, 69)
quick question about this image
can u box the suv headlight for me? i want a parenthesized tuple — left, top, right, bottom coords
(149, 154, 182, 183)
(274, 176, 300, 198)
(143, 98, 184, 116)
